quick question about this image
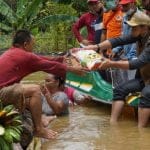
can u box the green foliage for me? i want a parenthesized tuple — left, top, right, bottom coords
(0, 0, 77, 33)
(0, 0, 42, 32)
(36, 1, 78, 52)
(0, 34, 11, 51)
(52, 0, 72, 4)
(51, 0, 88, 14)
(0, 101, 23, 149)
(39, 1, 77, 18)
(35, 22, 77, 53)
(0, 0, 79, 52)
(0, 0, 81, 53)
(136, 0, 143, 9)
(71, 0, 88, 15)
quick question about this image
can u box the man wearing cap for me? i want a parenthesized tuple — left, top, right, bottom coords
(72, 0, 104, 46)
(100, 0, 123, 55)
(113, 0, 137, 59)
(111, 0, 137, 83)
(84, 10, 150, 128)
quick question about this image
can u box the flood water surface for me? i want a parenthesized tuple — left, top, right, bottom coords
(41, 102, 150, 150)
(24, 72, 150, 150)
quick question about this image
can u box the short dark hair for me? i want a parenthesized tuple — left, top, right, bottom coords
(54, 76, 65, 87)
(13, 29, 32, 46)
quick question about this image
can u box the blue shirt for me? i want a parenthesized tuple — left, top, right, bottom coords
(112, 14, 137, 60)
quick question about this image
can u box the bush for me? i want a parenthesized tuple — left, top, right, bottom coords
(35, 23, 78, 54)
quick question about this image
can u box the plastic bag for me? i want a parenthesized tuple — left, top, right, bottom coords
(70, 48, 103, 70)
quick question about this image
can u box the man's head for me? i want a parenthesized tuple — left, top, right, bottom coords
(105, 0, 120, 11)
(119, 0, 135, 12)
(126, 11, 150, 37)
(13, 30, 35, 52)
(87, 0, 104, 14)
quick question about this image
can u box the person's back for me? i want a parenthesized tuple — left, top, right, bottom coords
(0, 47, 36, 87)
(0, 39, 67, 89)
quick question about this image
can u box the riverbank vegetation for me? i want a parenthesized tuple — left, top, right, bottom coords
(0, 0, 88, 53)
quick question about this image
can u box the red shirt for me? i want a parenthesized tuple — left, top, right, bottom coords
(0, 47, 67, 88)
(72, 12, 98, 43)
(64, 86, 75, 103)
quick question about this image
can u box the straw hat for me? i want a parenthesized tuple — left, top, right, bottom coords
(126, 11, 150, 26)
(119, 0, 135, 5)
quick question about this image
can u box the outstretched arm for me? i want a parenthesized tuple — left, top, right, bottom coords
(39, 55, 64, 63)
(66, 65, 89, 76)
(83, 40, 112, 52)
(99, 43, 150, 70)
(99, 59, 129, 70)
(84, 35, 139, 52)
(129, 44, 150, 69)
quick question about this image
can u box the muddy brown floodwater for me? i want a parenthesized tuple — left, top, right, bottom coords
(41, 102, 150, 150)
(24, 72, 150, 150)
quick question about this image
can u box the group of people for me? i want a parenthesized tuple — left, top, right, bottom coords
(76, 0, 150, 128)
(72, 0, 138, 86)
(72, 0, 150, 127)
(0, 0, 149, 143)
(0, 30, 90, 140)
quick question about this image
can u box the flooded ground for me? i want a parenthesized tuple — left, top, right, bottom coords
(41, 101, 150, 150)
(24, 72, 150, 150)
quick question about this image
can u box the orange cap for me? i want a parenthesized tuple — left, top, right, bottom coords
(119, 0, 135, 5)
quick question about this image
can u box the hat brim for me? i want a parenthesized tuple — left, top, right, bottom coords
(126, 20, 139, 26)
(119, 0, 134, 5)
(119, 1, 131, 5)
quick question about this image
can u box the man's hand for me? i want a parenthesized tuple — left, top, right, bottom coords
(98, 58, 111, 70)
(67, 66, 89, 76)
(83, 44, 98, 51)
(81, 39, 93, 46)
(40, 84, 49, 95)
(63, 56, 72, 65)
(82, 95, 92, 103)
(72, 66, 89, 76)
(99, 59, 130, 70)
(76, 95, 92, 105)
(109, 52, 116, 59)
